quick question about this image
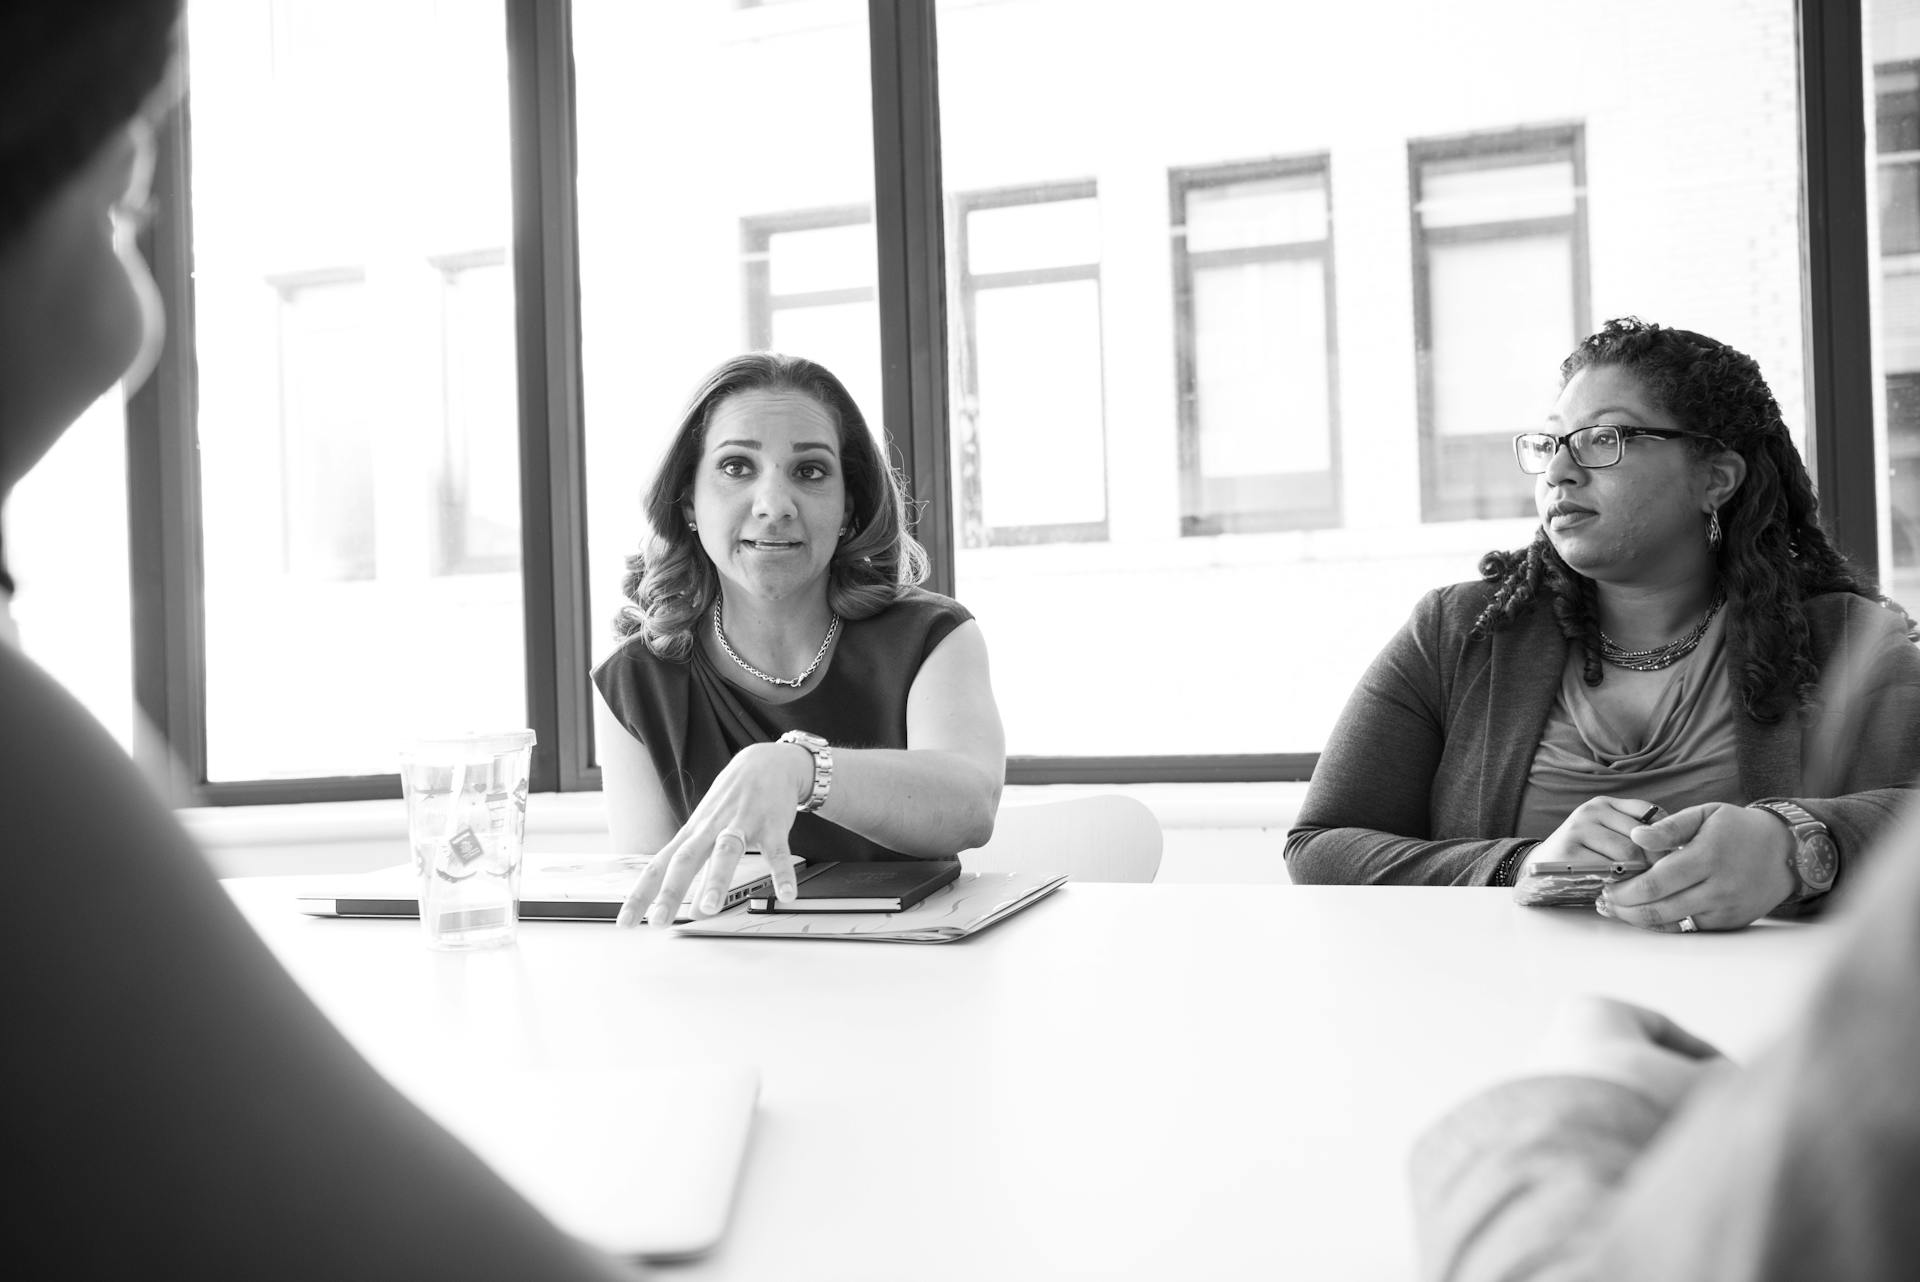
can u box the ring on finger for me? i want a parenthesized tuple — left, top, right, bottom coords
(1677, 914, 1699, 934)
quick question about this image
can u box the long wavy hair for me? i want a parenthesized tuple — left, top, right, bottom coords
(613, 352, 928, 659)
(1472, 316, 1914, 721)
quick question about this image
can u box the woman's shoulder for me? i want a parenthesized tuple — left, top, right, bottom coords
(1803, 589, 1904, 618)
(1407, 579, 1509, 634)
(853, 584, 974, 630)
(591, 629, 673, 677)
(1800, 591, 1920, 661)
(590, 630, 691, 712)
(1384, 579, 1556, 665)
(839, 585, 975, 668)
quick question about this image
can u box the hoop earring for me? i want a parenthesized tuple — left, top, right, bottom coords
(1706, 509, 1722, 553)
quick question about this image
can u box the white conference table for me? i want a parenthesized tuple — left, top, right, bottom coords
(225, 879, 1836, 1281)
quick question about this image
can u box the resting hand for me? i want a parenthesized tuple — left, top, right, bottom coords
(616, 741, 809, 929)
(1523, 994, 1726, 1113)
(1597, 802, 1796, 933)
(1516, 795, 1664, 889)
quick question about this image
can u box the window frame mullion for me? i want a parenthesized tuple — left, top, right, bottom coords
(1799, 0, 1879, 574)
(506, 0, 594, 792)
(128, 100, 210, 807)
(868, 0, 955, 594)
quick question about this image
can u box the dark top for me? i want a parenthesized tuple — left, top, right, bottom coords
(1285, 583, 1920, 887)
(592, 585, 972, 862)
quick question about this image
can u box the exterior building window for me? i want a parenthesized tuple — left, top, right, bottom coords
(273, 270, 376, 582)
(1411, 126, 1588, 522)
(741, 209, 882, 422)
(1878, 61, 1920, 254)
(434, 251, 520, 576)
(1878, 64, 1920, 591)
(950, 183, 1108, 547)
(1171, 157, 1338, 535)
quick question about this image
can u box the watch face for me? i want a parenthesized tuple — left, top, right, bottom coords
(1796, 832, 1839, 890)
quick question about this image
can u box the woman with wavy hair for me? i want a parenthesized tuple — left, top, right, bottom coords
(593, 352, 1005, 927)
(1287, 318, 1920, 932)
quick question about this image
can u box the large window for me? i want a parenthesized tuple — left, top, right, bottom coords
(186, 0, 525, 784)
(1172, 158, 1339, 535)
(1411, 127, 1588, 522)
(65, 0, 1886, 802)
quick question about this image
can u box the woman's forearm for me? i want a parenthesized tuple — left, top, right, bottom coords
(812, 746, 1002, 858)
(1285, 824, 1526, 885)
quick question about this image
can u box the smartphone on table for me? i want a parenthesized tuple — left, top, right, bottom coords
(1512, 853, 1652, 908)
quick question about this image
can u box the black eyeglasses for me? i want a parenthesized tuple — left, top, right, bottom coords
(1512, 424, 1720, 474)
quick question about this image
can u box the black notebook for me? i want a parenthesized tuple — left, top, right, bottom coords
(748, 860, 961, 913)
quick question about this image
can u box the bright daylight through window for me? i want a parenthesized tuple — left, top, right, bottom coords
(5, 0, 1910, 801)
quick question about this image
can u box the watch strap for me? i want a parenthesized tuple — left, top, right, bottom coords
(1749, 797, 1836, 901)
(777, 730, 832, 813)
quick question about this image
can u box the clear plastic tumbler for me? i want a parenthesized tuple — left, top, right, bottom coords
(398, 730, 536, 950)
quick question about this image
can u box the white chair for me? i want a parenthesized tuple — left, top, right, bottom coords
(960, 794, 1163, 883)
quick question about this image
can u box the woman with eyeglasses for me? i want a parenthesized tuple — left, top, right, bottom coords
(1286, 317, 1920, 933)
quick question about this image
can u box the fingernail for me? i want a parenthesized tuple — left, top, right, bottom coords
(1595, 897, 1615, 918)
(648, 901, 677, 929)
(616, 907, 635, 928)
(776, 880, 796, 901)
(698, 891, 721, 915)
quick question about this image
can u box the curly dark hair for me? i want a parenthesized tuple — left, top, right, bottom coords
(613, 351, 928, 658)
(1472, 316, 1914, 721)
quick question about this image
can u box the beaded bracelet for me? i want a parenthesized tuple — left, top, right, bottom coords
(1493, 841, 1537, 887)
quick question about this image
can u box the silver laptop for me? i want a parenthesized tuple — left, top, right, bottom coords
(296, 852, 791, 924)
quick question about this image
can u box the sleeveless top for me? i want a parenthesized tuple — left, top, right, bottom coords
(591, 586, 973, 862)
(1514, 610, 1744, 839)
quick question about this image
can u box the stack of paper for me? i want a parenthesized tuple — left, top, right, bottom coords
(675, 871, 1066, 943)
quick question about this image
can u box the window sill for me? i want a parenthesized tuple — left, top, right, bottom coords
(181, 781, 1306, 881)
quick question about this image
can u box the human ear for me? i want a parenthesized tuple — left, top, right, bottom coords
(1703, 449, 1747, 511)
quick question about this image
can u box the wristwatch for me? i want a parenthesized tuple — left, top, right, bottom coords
(1749, 798, 1838, 903)
(777, 730, 832, 814)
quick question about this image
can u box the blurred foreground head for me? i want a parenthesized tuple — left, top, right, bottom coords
(0, 0, 182, 496)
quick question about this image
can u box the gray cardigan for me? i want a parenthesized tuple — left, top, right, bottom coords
(1285, 583, 1920, 887)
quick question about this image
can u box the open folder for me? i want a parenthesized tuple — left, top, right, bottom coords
(295, 852, 791, 923)
(675, 870, 1067, 943)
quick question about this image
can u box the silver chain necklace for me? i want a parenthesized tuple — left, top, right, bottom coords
(1598, 592, 1725, 672)
(712, 599, 840, 688)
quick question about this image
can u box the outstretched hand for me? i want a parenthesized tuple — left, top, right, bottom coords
(616, 741, 809, 928)
(1598, 803, 1797, 933)
(1524, 994, 1728, 1114)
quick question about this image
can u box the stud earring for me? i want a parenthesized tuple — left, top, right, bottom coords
(687, 520, 698, 532)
